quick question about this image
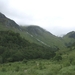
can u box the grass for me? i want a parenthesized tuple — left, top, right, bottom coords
(0, 59, 75, 75)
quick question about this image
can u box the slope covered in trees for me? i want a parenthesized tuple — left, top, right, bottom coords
(0, 30, 56, 63)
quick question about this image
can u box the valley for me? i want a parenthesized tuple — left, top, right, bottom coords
(0, 13, 75, 75)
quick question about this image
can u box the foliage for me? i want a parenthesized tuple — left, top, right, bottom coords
(0, 60, 75, 75)
(53, 54, 62, 61)
(15, 66, 20, 72)
(0, 30, 56, 63)
(1, 67, 7, 72)
(22, 59, 28, 64)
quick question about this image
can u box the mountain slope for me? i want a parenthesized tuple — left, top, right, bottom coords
(0, 13, 21, 30)
(0, 30, 56, 63)
(63, 31, 75, 47)
(21, 25, 66, 49)
(0, 13, 42, 45)
(0, 12, 66, 49)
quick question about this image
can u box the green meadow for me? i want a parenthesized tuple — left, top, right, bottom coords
(0, 58, 75, 75)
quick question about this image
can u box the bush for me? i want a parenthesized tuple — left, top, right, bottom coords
(54, 55, 62, 61)
(22, 59, 28, 64)
(47, 71, 54, 75)
(71, 60, 75, 65)
(0, 56, 3, 64)
(38, 62, 45, 70)
(1, 67, 7, 72)
(63, 61, 70, 67)
(15, 66, 20, 72)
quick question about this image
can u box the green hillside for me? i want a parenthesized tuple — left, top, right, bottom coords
(0, 12, 67, 49)
(63, 31, 75, 47)
(21, 25, 66, 49)
(1, 12, 75, 58)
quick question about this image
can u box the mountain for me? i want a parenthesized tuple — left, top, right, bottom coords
(63, 31, 75, 39)
(0, 13, 21, 30)
(0, 12, 66, 49)
(1, 12, 75, 64)
(63, 31, 75, 47)
(21, 25, 66, 49)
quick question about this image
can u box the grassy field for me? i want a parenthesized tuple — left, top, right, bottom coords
(0, 59, 75, 75)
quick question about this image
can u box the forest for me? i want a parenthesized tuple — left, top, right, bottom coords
(0, 30, 57, 63)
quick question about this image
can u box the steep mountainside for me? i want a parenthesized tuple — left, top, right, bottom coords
(0, 13, 20, 30)
(21, 26, 66, 49)
(0, 12, 67, 49)
(0, 13, 41, 45)
(63, 31, 75, 47)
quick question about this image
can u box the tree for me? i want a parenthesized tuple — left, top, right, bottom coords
(54, 55, 62, 61)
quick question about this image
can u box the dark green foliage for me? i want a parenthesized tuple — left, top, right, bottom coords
(39, 62, 45, 70)
(66, 41, 75, 50)
(0, 30, 56, 63)
(0, 56, 3, 63)
(1, 67, 7, 72)
(15, 66, 20, 72)
(22, 59, 28, 64)
(71, 60, 75, 65)
(54, 54, 62, 61)
(63, 61, 70, 67)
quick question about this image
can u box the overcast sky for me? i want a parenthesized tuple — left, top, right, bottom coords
(0, 0, 75, 36)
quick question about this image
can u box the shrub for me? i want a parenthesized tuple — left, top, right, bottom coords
(15, 66, 20, 72)
(38, 62, 45, 70)
(63, 61, 70, 67)
(47, 71, 54, 75)
(71, 60, 75, 65)
(1, 67, 7, 72)
(22, 59, 28, 64)
(54, 55, 62, 61)
(0, 56, 3, 64)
